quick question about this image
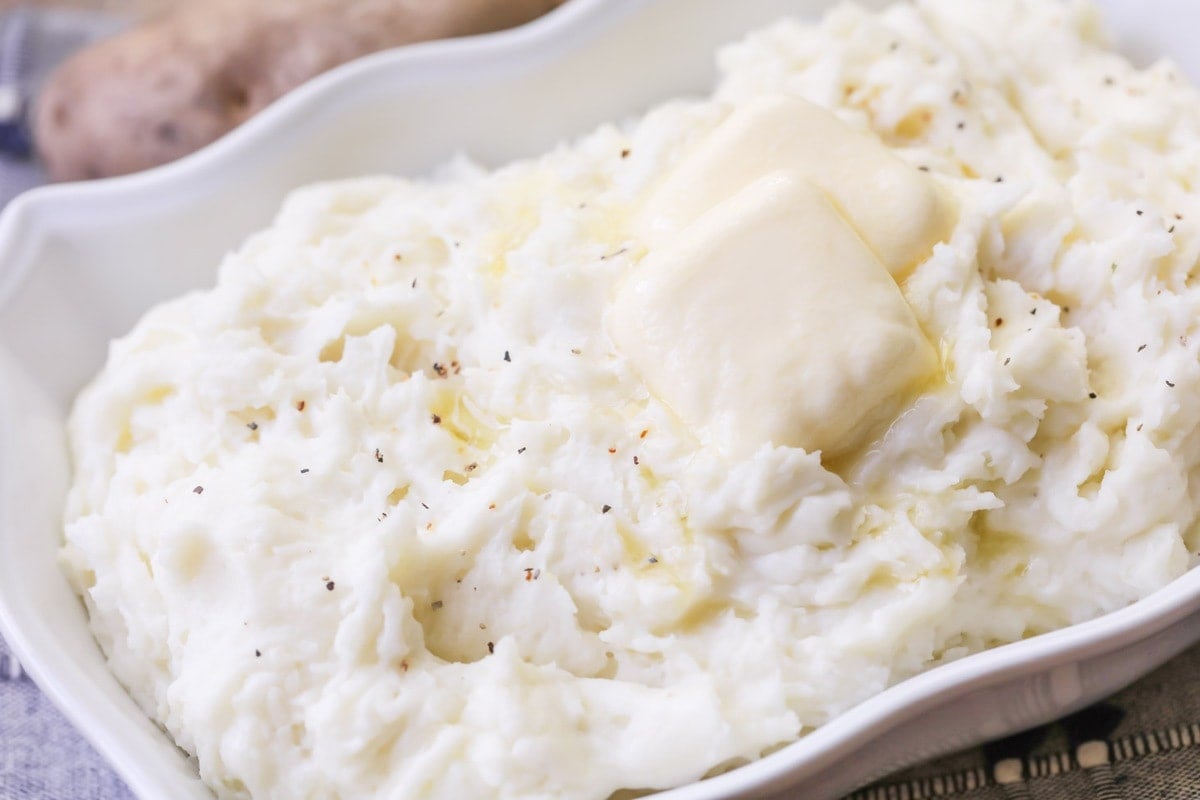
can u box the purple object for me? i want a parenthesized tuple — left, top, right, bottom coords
(0, 12, 33, 158)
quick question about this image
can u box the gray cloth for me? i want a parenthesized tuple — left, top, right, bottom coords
(3, 6, 1200, 800)
(0, 635, 134, 799)
(0, 7, 125, 201)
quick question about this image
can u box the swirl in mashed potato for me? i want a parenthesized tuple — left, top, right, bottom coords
(62, 1, 1200, 797)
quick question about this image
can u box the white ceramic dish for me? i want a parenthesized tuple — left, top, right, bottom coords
(1, 1, 1199, 798)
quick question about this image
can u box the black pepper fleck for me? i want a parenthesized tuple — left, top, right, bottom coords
(255, 650, 261, 658)
(601, 504, 612, 514)
(487, 641, 495, 654)
(1138, 344, 1148, 352)
(1137, 210, 1144, 216)
(432, 414, 442, 424)
(300, 468, 310, 474)
(193, 486, 204, 495)
(517, 447, 526, 454)
(503, 350, 511, 362)
(620, 148, 631, 158)
(326, 581, 335, 591)
(1167, 380, 1176, 387)
(1089, 392, 1098, 399)
(247, 421, 258, 431)
(431, 600, 444, 610)
(375, 448, 384, 463)
(648, 555, 658, 564)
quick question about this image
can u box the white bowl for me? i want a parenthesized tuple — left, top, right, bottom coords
(1, 1, 1198, 798)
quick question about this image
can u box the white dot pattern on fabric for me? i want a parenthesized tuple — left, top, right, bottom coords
(1077, 740, 1110, 768)
(993, 757, 1024, 785)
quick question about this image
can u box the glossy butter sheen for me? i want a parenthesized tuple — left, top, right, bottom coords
(611, 171, 937, 459)
(637, 94, 957, 277)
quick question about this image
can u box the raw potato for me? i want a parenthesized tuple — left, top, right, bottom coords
(35, 0, 565, 181)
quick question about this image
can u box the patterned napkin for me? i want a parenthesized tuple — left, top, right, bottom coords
(3, 6, 1200, 800)
(848, 643, 1200, 800)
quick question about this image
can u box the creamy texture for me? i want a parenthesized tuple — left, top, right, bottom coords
(612, 171, 939, 458)
(637, 94, 957, 276)
(61, 2, 1200, 799)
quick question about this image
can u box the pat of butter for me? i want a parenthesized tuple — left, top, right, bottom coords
(640, 95, 955, 277)
(611, 172, 938, 460)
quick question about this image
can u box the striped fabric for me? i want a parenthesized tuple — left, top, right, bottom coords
(850, 719, 1200, 800)
(850, 645, 1200, 800)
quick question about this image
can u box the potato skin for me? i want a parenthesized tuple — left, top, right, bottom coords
(35, 0, 564, 181)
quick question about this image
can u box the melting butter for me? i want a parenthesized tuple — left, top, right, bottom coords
(610, 172, 938, 460)
(638, 94, 956, 277)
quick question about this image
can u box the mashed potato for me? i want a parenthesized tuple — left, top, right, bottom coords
(61, 1, 1200, 798)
